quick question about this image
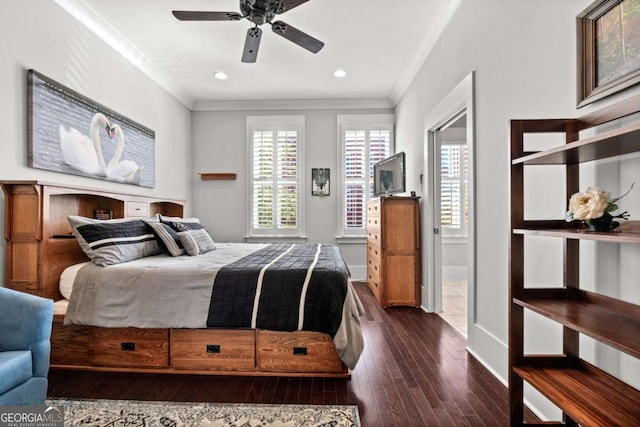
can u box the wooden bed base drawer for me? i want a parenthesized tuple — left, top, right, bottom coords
(89, 328, 169, 368)
(50, 322, 91, 365)
(256, 330, 346, 374)
(170, 329, 255, 371)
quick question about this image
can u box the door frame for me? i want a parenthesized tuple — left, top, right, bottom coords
(422, 72, 476, 334)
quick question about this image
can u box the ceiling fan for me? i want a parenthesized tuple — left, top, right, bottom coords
(172, 0, 324, 63)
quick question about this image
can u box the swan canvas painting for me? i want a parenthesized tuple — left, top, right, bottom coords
(28, 70, 155, 187)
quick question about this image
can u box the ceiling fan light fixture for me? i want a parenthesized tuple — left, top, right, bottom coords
(213, 71, 228, 80)
(334, 69, 347, 78)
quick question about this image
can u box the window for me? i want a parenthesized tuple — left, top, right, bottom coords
(337, 115, 394, 237)
(440, 142, 468, 237)
(248, 116, 305, 237)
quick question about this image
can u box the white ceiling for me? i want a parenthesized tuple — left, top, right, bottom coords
(56, 0, 460, 109)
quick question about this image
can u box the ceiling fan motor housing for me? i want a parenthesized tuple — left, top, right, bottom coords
(241, 0, 280, 25)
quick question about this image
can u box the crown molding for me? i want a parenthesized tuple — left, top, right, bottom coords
(192, 98, 394, 112)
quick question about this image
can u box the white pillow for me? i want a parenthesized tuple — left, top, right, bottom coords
(59, 262, 91, 299)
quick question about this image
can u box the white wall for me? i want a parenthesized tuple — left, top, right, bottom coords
(394, 0, 640, 420)
(0, 1, 192, 286)
(191, 107, 392, 277)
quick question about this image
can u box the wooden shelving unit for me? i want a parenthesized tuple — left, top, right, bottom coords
(509, 97, 640, 426)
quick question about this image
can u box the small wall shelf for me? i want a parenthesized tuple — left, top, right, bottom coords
(199, 173, 237, 181)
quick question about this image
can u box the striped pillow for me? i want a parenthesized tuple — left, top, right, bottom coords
(159, 215, 203, 231)
(68, 216, 160, 266)
(145, 221, 185, 256)
(177, 229, 215, 256)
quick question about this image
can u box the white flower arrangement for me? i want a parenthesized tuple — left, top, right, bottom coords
(566, 184, 633, 231)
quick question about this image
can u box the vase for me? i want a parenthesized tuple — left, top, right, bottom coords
(584, 212, 619, 232)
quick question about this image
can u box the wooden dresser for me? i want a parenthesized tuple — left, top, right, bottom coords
(366, 196, 421, 308)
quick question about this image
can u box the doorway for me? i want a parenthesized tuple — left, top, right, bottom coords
(435, 115, 469, 337)
(422, 72, 475, 342)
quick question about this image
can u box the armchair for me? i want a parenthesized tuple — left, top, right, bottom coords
(0, 287, 54, 406)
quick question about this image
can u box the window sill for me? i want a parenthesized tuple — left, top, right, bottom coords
(244, 235, 308, 244)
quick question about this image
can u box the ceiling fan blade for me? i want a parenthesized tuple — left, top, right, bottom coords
(271, 21, 324, 53)
(242, 27, 262, 63)
(172, 11, 243, 21)
(276, 0, 310, 14)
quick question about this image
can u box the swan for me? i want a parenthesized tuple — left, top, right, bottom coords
(59, 113, 113, 176)
(106, 124, 142, 184)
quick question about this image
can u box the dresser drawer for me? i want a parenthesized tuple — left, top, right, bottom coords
(367, 257, 381, 280)
(89, 328, 169, 368)
(366, 214, 381, 229)
(367, 200, 381, 216)
(171, 329, 255, 371)
(367, 241, 381, 261)
(367, 267, 381, 300)
(126, 201, 149, 217)
(256, 330, 346, 374)
(367, 229, 380, 244)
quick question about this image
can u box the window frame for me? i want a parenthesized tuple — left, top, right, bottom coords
(336, 114, 395, 239)
(246, 115, 306, 239)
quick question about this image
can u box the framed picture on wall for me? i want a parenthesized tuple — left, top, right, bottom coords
(577, 0, 640, 107)
(27, 69, 156, 187)
(311, 168, 330, 196)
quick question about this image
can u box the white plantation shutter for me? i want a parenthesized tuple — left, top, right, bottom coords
(440, 143, 468, 236)
(338, 115, 394, 237)
(277, 131, 298, 229)
(344, 131, 366, 229)
(248, 117, 304, 237)
(252, 131, 274, 229)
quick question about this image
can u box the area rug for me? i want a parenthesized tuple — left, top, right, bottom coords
(45, 398, 361, 427)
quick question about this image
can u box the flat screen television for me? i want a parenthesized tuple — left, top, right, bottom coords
(373, 152, 406, 197)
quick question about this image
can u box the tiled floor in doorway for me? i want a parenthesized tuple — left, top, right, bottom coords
(439, 280, 467, 337)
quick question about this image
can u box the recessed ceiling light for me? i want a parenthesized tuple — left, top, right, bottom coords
(214, 71, 228, 80)
(334, 69, 347, 78)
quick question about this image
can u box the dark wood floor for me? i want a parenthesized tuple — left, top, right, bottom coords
(48, 282, 527, 426)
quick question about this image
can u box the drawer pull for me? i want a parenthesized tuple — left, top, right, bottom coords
(121, 342, 135, 351)
(206, 344, 221, 353)
(293, 347, 308, 356)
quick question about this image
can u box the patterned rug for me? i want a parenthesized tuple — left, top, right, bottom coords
(45, 398, 361, 427)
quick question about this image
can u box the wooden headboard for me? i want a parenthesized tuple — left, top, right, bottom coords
(2, 181, 185, 300)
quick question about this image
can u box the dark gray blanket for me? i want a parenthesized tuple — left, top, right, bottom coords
(207, 243, 348, 338)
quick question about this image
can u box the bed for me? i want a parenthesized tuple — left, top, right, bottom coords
(2, 182, 362, 377)
(55, 222, 365, 378)
(58, 241, 364, 373)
